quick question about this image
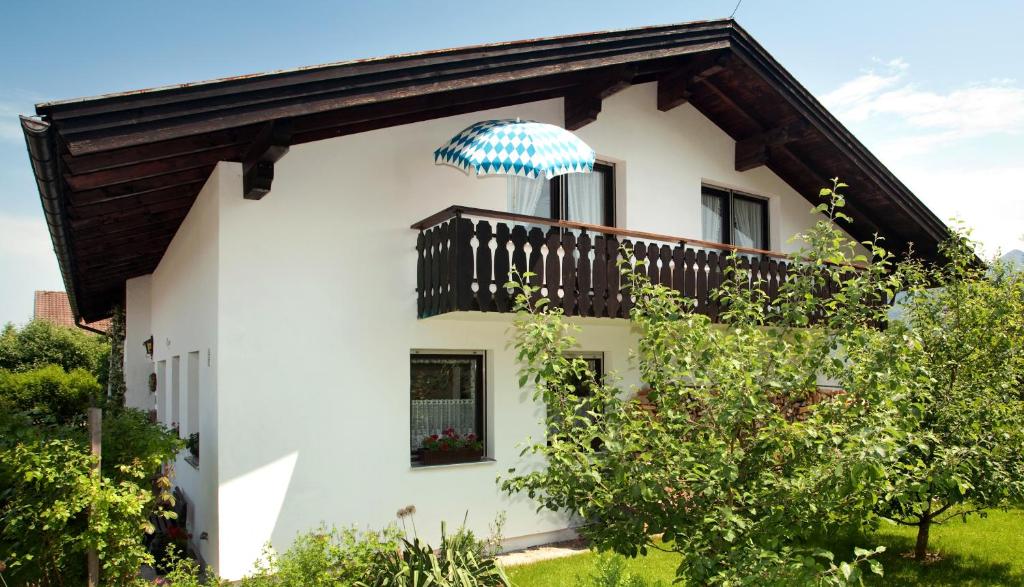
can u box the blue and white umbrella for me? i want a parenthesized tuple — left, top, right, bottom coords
(434, 119, 596, 179)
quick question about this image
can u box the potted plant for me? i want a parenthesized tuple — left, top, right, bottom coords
(186, 432, 200, 460)
(419, 427, 483, 465)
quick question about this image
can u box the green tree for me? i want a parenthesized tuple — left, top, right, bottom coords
(0, 319, 110, 384)
(879, 231, 1024, 560)
(503, 181, 915, 585)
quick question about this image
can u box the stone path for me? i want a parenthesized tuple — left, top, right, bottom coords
(497, 538, 590, 567)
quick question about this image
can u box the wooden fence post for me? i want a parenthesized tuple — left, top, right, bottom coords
(88, 407, 101, 587)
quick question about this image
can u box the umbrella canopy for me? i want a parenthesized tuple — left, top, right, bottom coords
(434, 119, 596, 179)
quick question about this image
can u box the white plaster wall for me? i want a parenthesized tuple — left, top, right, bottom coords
(148, 165, 225, 569)
(575, 82, 836, 249)
(178, 83, 856, 579)
(124, 275, 153, 410)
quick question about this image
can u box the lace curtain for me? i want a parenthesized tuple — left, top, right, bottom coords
(733, 197, 765, 249)
(565, 172, 604, 225)
(507, 176, 549, 217)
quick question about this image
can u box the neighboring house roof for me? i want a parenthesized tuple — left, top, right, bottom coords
(20, 18, 950, 322)
(33, 290, 110, 333)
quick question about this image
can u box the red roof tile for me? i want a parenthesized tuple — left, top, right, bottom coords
(33, 291, 110, 333)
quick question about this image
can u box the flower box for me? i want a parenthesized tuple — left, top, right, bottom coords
(420, 447, 484, 466)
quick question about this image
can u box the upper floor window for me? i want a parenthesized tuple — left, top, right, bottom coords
(508, 162, 615, 227)
(701, 185, 769, 250)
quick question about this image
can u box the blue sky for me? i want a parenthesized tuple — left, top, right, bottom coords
(1, 0, 1022, 324)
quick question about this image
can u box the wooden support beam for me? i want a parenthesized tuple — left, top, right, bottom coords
(735, 119, 810, 172)
(242, 119, 292, 200)
(563, 66, 636, 130)
(657, 53, 730, 112)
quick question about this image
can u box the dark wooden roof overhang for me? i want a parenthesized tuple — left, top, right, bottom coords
(21, 18, 949, 322)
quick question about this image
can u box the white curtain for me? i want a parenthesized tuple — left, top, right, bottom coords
(733, 198, 765, 248)
(565, 172, 603, 225)
(507, 176, 549, 218)
(701, 193, 724, 243)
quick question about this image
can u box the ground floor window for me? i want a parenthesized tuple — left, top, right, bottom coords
(410, 351, 485, 466)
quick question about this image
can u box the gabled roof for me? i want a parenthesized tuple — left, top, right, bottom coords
(21, 18, 949, 322)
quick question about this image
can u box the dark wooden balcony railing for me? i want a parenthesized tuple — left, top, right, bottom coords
(411, 206, 810, 321)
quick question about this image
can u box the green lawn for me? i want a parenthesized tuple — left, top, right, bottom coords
(506, 509, 1024, 586)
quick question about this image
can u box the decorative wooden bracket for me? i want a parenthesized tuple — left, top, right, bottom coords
(563, 65, 637, 130)
(657, 54, 731, 112)
(734, 119, 810, 172)
(242, 119, 293, 200)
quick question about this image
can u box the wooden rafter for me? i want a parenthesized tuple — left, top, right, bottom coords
(242, 119, 293, 200)
(563, 65, 636, 130)
(734, 119, 810, 172)
(656, 53, 730, 112)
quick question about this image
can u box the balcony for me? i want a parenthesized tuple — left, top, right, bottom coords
(411, 206, 813, 322)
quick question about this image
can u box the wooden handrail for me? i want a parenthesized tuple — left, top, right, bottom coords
(411, 205, 791, 259)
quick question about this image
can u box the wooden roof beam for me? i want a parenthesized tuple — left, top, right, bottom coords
(242, 119, 292, 200)
(563, 65, 636, 131)
(735, 119, 810, 172)
(657, 53, 730, 112)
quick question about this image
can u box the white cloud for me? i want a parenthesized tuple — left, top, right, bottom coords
(821, 60, 1024, 257)
(822, 60, 1024, 157)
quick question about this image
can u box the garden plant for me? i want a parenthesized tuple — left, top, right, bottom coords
(503, 181, 926, 585)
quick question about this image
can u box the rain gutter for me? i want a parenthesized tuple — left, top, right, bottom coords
(20, 115, 88, 325)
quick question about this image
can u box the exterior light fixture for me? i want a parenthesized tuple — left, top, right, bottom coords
(143, 336, 154, 359)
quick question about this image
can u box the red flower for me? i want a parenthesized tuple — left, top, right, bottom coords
(166, 525, 190, 542)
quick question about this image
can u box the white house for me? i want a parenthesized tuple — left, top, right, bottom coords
(21, 19, 949, 580)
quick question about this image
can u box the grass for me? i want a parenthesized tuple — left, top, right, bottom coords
(506, 509, 1024, 586)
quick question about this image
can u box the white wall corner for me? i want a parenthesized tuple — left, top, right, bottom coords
(124, 274, 154, 410)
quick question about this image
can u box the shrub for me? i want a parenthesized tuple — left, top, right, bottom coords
(0, 437, 165, 586)
(100, 408, 182, 484)
(0, 407, 181, 586)
(0, 319, 110, 381)
(0, 365, 102, 424)
(145, 545, 222, 587)
(365, 520, 510, 587)
(240, 525, 403, 586)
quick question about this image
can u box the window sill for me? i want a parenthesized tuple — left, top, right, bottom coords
(184, 455, 199, 470)
(410, 458, 496, 471)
